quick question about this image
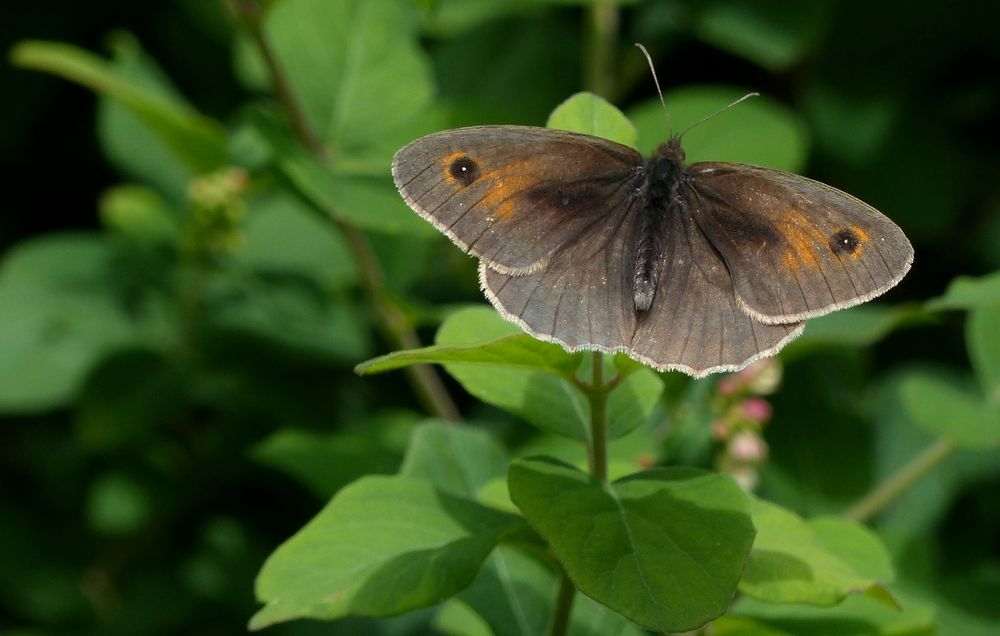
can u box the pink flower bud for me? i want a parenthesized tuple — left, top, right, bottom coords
(741, 397, 773, 423)
(729, 432, 769, 462)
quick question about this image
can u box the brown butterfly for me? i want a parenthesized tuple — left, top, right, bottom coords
(391, 124, 913, 377)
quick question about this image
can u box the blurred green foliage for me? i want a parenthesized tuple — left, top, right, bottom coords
(2, 0, 999, 634)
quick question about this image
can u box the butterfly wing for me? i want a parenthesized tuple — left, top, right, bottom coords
(627, 210, 804, 377)
(481, 186, 804, 377)
(688, 163, 914, 324)
(392, 126, 645, 274)
(479, 192, 643, 353)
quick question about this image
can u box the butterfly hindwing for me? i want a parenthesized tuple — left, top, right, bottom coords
(628, 210, 804, 377)
(479, 193, 642, 352)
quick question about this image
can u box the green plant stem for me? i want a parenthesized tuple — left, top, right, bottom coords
(844, 438, 956, 523)
(547, 568, 576, 636)
(585, 2, 620, 99)
(588, 352, 609, 481)
(233, 0, 461, 422)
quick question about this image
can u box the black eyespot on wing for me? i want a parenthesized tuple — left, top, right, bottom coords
(449, 156, 479, 186)
(830, 229, 860, 255)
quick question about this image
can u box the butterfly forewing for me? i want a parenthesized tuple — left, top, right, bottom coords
(687, 163, 914, 324)
(392, 126, 644, 274)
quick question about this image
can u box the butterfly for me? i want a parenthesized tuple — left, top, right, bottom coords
(391, 124, 913, 377)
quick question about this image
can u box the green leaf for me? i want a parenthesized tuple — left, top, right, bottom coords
(740, 499, 896, 607)
(206, 285, 372, 363)
(713, 616, 796, 635)
(927, 271, 1000, 311)
(629, 85, 809, 172)
(731, 592, 935, 636)
(235, 189, 357, 288)
(355, 301, 572, 370)
(898, 368, 1000, 449)
(0, 234, 137, 412)
(443, 546, 646, 636)
(252, 412, 417, 498)
(262, 0, 433, 156)
(546, 92, 638, 149)
(400, 421, 510, 498)
(250, 111, 435, 235)
(360, 307, 591, 440)
(692, 0, 832, 71)
(606, 367, 663, 439)
(508, 458, 754, 631)
(251, 475, 524, 629)
(968, 306, 1000, 405)
(11, 38, 226, 191)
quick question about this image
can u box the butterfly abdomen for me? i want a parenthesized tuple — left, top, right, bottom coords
(633, 153, 685, 311)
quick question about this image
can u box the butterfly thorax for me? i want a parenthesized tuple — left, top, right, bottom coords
(632, 138, 687, 312)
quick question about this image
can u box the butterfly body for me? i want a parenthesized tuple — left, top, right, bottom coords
(392, 125, 913, 377)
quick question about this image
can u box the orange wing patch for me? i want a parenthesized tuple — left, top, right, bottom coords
(440, 151, 538, 220)
(778, 210, 822, 273)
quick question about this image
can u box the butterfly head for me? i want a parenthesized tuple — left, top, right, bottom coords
(654, 135, 685, 166)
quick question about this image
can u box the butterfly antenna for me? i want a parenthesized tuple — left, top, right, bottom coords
(634, 43, 671, 136)
(678, 92, 760, 138)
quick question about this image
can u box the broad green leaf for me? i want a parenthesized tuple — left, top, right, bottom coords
(96, 32, 220, 199)
(731, 592, 935, 636)
(740, 499, 896, 607)
(251, 475, 524, 629)
(870, 371, 1000, 539)
(11, 38, 226, 191)
(968, 306, 1000, 404)
(692, 0, 832, 71)
(898, 368, 1000, 449)
(355, 334, 568, 375)
(205, 279, 372, 362)
(606, 367, 663, 439)
(442, 546, 646, 636)
(0, 234, 136, 412)
(429, 11, 581, 126)
(629, 86, 808, 172)
(927, 271, 1000, 311)
(421, 0, 531, 37)
(263, 0, 433, 156)
(252, 112, 435, 235)
(434, 600, 493, 636)
(713, 616, 796, 635)
(360, 307, 590, 439)
(234, 189, 357, 289)
(401, 421, 510, 498)
(355, 304, 574, 376)
(252, 412, 417, 498)
(809, 517, 895, 582)
(547, 92, 638, 149)
(508, 459, 754, 631)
